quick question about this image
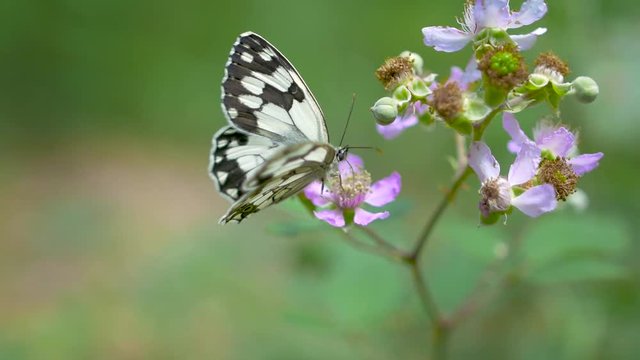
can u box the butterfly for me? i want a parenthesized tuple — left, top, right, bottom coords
(209, 32, 347, 224)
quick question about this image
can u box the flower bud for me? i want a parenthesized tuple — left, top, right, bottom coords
(370, 97, 399, 125)
(571, 76, 599, 103)
(399, 51, 424, 75)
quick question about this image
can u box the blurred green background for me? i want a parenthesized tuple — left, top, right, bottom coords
(1, 0, 639, 359)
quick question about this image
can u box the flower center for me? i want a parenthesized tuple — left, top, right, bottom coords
(534, 52, 570, 83)
(479, 177, 512, 217)
(537, 157, 578, 201)
(478, 45, 528, 89)
(375, 56, 414, 90)
(327, 167, 372, 209)
(430, 82, 464, 121)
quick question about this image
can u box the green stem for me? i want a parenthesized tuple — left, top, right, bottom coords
(339, 229, 406, 264)
(409, 166, 473, 260)
(472, 107, 502, 141)
(409, 262, 441, 328)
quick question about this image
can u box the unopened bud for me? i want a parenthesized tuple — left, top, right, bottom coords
(370, 97, 398, 125)
(572, 76, 599, 103)
(399, 51, 424, 75)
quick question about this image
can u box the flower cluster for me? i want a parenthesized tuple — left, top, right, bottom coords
(303, 0, 602, 228)
(304, 154, 401, 228)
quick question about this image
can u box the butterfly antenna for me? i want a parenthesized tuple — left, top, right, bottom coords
(346, 145, 383, 155)
(338, 93, 356, 148)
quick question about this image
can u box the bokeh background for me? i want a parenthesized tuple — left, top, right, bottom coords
(1, 0, 639, 359)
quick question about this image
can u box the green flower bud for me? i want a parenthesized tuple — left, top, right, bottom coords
(399, 51, 424, 75)
(571, 76, 599, 103)
(370, 97, 399, 125)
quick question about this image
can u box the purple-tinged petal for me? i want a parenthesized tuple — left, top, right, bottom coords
(354, 208, 389, 226)
(509, 0, 548, 28)
(503, 113, 533, 147)
(449, 66, 464, 86)
(469, 141, 500, 182)
(474, 0, 511, 28)
(338, 153, 364, 175)
(508, 143, 541, 186)
(422, 26, 472, 52)
(448, 58, 481, 90)
(532, 121, 556, 143)
(507, 140, 522, 154)
(376, 111, 419, 139)
(569, 152, 603, 176)
(511, 184, 557, 217)
(537, 127, 574, 157)
(510, 27, 547, 50)
(314, 209, 345, 227)
(461, 57, 482, 87)
(365, 172, 401, 207)
(304, 181, 331, 207)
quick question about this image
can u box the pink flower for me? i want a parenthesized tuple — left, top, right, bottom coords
(422, 0, 548, 53)
(469, 141, 557, 218)
(503, 113, 603, 176)
(304, 154, 401, 227)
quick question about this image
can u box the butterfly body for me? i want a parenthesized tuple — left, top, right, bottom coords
(210, 32, 341, 223)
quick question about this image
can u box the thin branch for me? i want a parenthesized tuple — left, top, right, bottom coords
(409, 166, 472, 260)
(339, 229, 406, 263)
(359, 226, 409, 260)
(410, 263, 441, 327)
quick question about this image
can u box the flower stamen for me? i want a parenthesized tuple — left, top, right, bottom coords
(375, 56, 414, 90)
(538, 157, 578, 201)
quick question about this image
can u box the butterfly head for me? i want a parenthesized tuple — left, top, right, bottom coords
(336, 147, 349, 162)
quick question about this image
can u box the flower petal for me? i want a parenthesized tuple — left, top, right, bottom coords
(354, 208, 389, 226)
(508, 143, 541, 186)
(502, 113, 532, 149)
(507, 140, 522, 154)
(537, 127, 575, 157)
(449, 58, 481, 90)
(338, 153, 364, 175)
(422, 26, 472, 52)
(511, 184, 557, 217)
(509, 0, 548, 28)
(474, 0, 511, 28)
(569, 152, 603, 176)
(365, 171, 401, 207)
(469, 141, 500, 183)
(304, 181, 331, 207)
(510, 27, 547, 50)
(314, 209, 345, 227)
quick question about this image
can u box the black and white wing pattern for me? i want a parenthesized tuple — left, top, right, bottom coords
(219, 143, 336, 223)
(210, 32, 340, 224)
(209, 126, 279, 201)
(221, 32, 329, 144)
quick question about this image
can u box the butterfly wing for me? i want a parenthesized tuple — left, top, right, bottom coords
(219, 143, 336, 224)
(221, 32, 329, 144)
(210, 126, 280, 201)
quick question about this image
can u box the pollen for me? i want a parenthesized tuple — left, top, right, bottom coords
(535, 52, 570, 77)
(537, 157, 578, 201)
(430, 82, 463, 121)
(375, 56, 414, 90)
(478, 45, 528, 90)
(328, 168, 372, 209)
